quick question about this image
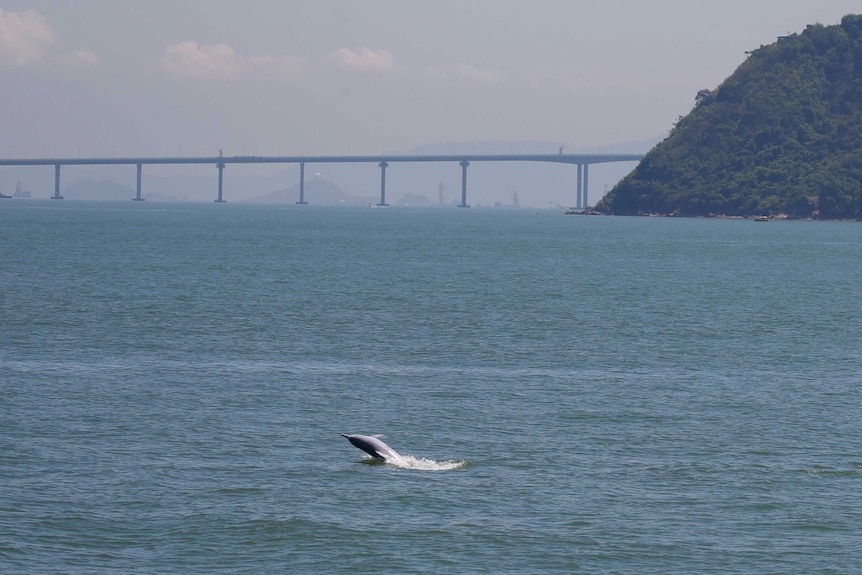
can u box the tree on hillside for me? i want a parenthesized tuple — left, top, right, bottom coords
(596, 14, 862, 219)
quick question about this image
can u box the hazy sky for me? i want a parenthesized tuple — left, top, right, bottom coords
(2, 1, 859, 159)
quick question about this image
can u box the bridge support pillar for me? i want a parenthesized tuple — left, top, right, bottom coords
(583, 163, 589, 208)
(215, 161, 226, 203)
(133, 163, 145, 201)
(296, 162, 307, 204)
(575, 163, 591, 209)
(576, 164, 583, 209)
(52, 163, 63, 199)
(459, 160, 470, 208)
(377, 161, 389, 206)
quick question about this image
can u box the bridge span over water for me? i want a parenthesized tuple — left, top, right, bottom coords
(0, 152, 643, 208)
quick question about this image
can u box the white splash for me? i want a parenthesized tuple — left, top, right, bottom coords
(386, 454, 468, 471)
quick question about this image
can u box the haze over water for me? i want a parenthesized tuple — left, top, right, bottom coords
(2, 201, 860, 573)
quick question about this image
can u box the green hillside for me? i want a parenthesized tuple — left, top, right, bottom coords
(596, 14, 862, 219)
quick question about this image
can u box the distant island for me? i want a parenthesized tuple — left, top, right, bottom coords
(596, 14, 862, 220)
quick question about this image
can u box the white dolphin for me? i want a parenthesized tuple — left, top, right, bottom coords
(341, 434, 402, 461)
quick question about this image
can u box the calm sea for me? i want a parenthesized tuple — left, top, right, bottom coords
(2, 200, 861, 574)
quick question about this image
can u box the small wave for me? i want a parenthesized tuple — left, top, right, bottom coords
(799, 468, 862, 475)
(384, 455, 468, 471)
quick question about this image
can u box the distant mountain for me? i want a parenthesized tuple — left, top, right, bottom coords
(60, 178, 176, 201)
(597, 14, 862, 219)
(62, 179, 134, 201)
(395, 192, 433, 206)
(386, 139, 655, 207)
(246, 177, 375, 205)
(408, 139, 656, 156)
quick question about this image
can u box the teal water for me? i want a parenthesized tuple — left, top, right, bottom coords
(2, 201, 861, 574)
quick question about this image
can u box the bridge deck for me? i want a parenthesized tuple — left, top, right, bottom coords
(0, 153, 643, 167)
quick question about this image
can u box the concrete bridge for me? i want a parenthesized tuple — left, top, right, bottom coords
(0, 152, 643, 208)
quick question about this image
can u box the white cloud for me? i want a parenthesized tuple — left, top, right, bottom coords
(58, 48, 100, 69)
(455, 63, 509, 86)
(0, 8, 57, 67)
(421, 65, 447, 83)
(329, 48, 394, 72)
(157, 43, 394, 82)
(245, 54, 304, 80)
(159, 41, 243, 79)
(518, 65, 591, 94)
(419, 62, 510, 87)
(158, 41, 302, 81)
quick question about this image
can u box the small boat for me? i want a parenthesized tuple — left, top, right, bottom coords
(753, 215, 769, 222)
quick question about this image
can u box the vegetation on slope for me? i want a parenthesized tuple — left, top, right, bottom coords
(596, 14, 862, 219)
